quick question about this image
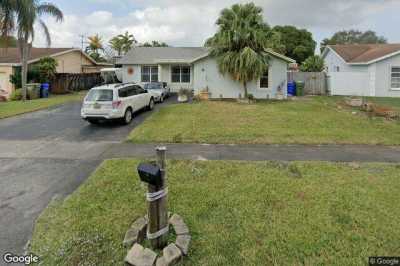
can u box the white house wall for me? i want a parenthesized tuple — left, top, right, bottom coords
(193, 56, 288, 99)
(122, 64, 193, 92)
(374, 53, 400, 97)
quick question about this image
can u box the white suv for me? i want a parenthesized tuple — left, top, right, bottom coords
(81, 83, 155, 125)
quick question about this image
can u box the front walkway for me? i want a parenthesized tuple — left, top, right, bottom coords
(103, 143, 400, 163)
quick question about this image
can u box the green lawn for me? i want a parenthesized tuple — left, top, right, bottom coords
(129, 97, 400, 145)
(0, 91, 86, 119)
(30, 159, 400, 265)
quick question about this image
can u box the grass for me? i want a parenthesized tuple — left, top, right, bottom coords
(128, 97, 400, 145)
(30, 159, 400, 265)
(0, 91, 86, 119)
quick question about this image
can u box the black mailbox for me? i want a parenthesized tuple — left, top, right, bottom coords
(137, 162, 162, 187)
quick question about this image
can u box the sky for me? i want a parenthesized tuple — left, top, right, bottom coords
(34, 0, 400, 54)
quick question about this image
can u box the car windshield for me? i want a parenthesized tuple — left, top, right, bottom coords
(86, 89, 113, 102)
(144, 83, 162, 90)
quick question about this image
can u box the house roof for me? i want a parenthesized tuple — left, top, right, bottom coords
(324, 44, 400, 64)
(0, 47, 110, 66)
(118, 47, 210, 65)
(118, 46, 295, 65)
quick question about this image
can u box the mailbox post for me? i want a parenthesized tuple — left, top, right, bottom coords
(137, 147, 169, 249)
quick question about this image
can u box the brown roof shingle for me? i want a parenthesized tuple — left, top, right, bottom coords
(329, 44, 400, 64)
(0, 47, 74, 64)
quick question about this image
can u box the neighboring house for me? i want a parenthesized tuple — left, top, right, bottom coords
(117, 47, 295, 99)
(322, 44, 400, 97)
(0, 47, 111, 98)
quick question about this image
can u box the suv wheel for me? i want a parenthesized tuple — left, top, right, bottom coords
(123, 108, 133, 125)
(148, 98, 155, 110)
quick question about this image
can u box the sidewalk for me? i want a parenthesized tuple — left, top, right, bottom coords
(102, 143, 400, 163)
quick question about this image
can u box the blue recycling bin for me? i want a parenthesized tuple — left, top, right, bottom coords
(287, 81, 296, 97)
(40, 83, 49, 98)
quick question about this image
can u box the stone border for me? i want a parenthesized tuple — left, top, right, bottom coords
(123, 213, 191, 266)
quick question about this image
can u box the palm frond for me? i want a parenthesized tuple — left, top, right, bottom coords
(39, 18, 51, 46)
(37, 3, 63, 22)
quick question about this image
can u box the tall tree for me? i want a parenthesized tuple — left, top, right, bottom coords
(272, 25, 316, 64)
(109, 31, 136, 56)
(206, 3, 272, 98)
(321, 30, 387, 52)
(139, 40, 168, 47)
(86, 34, 106, 61)
(0, 0, 63, 101)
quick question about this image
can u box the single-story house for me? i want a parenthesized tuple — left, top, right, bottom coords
(117, 47, 295, 99)
(0, 47, 111, 97)
(322, 44, 400, 97)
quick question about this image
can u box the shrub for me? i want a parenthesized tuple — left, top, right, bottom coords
(10, 89, 22, 101)
(300, 55, 325, 72)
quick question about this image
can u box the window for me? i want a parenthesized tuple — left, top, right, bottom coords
(86, 89, 113, 101)
(335, 66, 340, 72)
(141, 66, 158, 82)
(171, 66, 191, 83)
(391, 67, 400, 89)
(260, 69, 269, 88)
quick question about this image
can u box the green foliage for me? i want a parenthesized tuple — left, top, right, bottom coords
(321, 30, 387, 52)
(139, 40, 168, 47)
(109, 31, 137, 56)
(300, 55, 325, 72)
(10, 89, 22, 101)
(0, 35, 17, 47)
(10, 66, 41, 88)
(206, 3, 271, 98)
(272, 25, 316, 64)
(35, 57, 58, 82)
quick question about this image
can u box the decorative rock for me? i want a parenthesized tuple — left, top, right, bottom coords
(123, 217, 148, 248)
(123, 228, 140, 248)
(125, 244, 157, 266)
(163, 243, 182, 265)
(169, 214, 189, 235)
(155, 256, 167, 266)
(175, 234, 191, 256)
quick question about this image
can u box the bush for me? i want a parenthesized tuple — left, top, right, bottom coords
(300, 55, 325, 72)
(10, 89, 22, 101)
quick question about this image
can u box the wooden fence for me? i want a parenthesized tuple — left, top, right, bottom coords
(51, 73, 102, 94)
(288, 72, 328, 95)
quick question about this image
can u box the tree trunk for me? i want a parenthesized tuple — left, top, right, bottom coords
(243, 81, 248, 98)
(20, 37, 31, 101)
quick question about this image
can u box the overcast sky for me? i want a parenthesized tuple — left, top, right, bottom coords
(34, 0, 400, 54)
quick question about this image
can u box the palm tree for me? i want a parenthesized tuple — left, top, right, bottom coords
(118, 31, 136, 54)
(0, 0, 63, 101)
(86, 34, 106, 61)
(109, 36, 124, 56)
(206, 3, 272, 98)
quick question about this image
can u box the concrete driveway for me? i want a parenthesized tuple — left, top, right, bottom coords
(0, 97, 175, 262)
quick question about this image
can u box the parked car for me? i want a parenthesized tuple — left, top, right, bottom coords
(81, 83, 155, 125)
(143, 82, 170, 103)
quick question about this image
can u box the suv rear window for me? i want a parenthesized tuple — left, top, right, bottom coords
(86, 89, 113, 101)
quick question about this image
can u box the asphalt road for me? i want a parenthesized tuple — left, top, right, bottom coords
(0, 97, 175, 263)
